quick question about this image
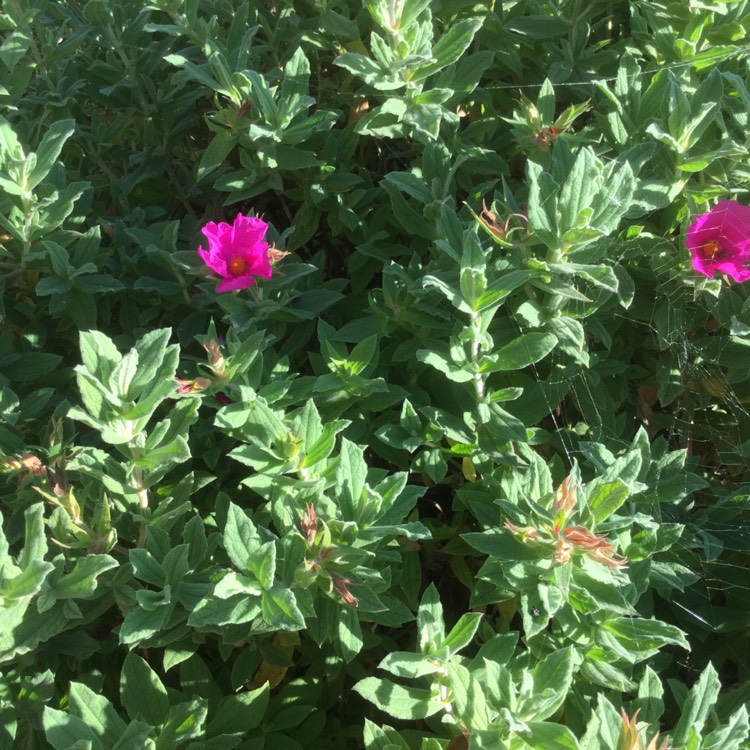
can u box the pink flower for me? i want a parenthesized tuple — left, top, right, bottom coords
(198, 213, 273, 292)
(686, 200, 750, 283)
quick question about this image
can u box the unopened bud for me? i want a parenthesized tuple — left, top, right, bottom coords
(176, 377, 212, 394)
(203, 339, 225, 376)
(267, 245, 291, 266)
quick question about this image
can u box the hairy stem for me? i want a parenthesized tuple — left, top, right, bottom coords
(134, 465, 148, 548)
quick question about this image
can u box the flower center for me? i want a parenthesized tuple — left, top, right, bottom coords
(227, 257, 246, 276)
(701, 239, 723, 261)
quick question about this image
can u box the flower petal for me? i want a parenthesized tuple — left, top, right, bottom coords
(201, 220, 231, 250)
(714, 199, 750, 248)
(198, 247, 228, 277)
(690, 253, 716, 278)
(216, 274, 256, 292)
(245, 241, 273, 279)
(714, 260, 750, 282)
(231, 213, 269, 248)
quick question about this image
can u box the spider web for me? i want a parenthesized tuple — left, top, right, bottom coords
(514, 189, 750, 681)
(303, 36, 750, 679)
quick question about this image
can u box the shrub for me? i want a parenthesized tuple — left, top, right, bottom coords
(2, 1, 750, 748)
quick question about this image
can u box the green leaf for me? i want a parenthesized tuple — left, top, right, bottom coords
(382, 171, 433, 204)
(482, 333, 557, 373)
(120, 652, 170, 726)
(537, 78, 555, 123)
(440, 612, 482, 655)
(79, 330, 121, 381)
(569, 572, 636, 616)
(130, 549, 166, 587)
(112, 721, 153, 750)
(2, 559, 54, 599)
(381, 179, 435, 237)
(246, 70, 280, 125)
(1, 353, 63, 383)
(32, 182, 86, 237)
(412, 17, 484, 81)
(527, 161, 558, 247)
(363, 718, 411, 750)
(505, 15, 571, 38)
(485, 403, 528, 442)
(379, 652, 441, 678)
(463, 530, 546, 561)
(36, 276, 72, 296)
(602, 617, 690, 652)
(223, 503, 260, 573)
(42, 708, 103, 750)
(475, 271, 534, 312)
(423, 274, 472, 314)
(73, 273, 125, 295)
(68, 683, 127, 747)
(416, 349, 473, 382)
(590, 161, 635, 233)
(335, 439, 367, 522)
(0, 702, 16, 748)
(338, 606, 364, 663)
(28, 119, 75, 190)
(130, 329, 175, 394)
(293, 398, 323, 446)
(282, 109, 339, 144)
(671, 663, 721, 746)
(207, 684, 269, 737)
(334, 53, 400, 90)
(522, 721, 579, 750)
(155, 699, 207, 749)
(187, 594, 261, 627)
(445, 662, 489, 731)
(547, 316, 587, 365)
(417, 583, 445, 652)
(0, 29, 32, 72)
(346, 334, 379, 376)
(586, 480, 629, 523)
(703, 706, 749, 750)
(0, 115, 22, 161)
(400, 0, 432, 29)
(558, 147, 600, 237)
(19, 503, 47, 569)
(528, 647, 577, 721)
(248, 540, 276, 591)
(459, 230, 487, 309)
(261, 583, 305, 630)
(302, 419, 348, 468)
(111, 348, 139, 400)
(633, 666, 664, 726)
(279, 47, 312, 126)
(54, 554, 118, 599)
(353, 677, 444, 720)
(164, 54, 223, 91)
(197, 132, 237, 180)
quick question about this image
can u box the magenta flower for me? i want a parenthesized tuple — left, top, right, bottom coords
(198, 213, 273, 292)
(686, 200, 750, 283)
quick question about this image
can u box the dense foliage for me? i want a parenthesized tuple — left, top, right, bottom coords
(2, 0, 750, 748)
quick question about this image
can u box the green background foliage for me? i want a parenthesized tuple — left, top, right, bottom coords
(2, 0, 750, 747)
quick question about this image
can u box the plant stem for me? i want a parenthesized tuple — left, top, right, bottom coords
(133, 465, 149, 548)
(470, 311, 485, 402)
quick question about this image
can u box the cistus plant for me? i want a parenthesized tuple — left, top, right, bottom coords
(2, 0, 750, 748)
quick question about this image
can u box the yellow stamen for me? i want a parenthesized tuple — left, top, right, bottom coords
(227, 257, 246, 276)
(702, 239, 722, 260)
